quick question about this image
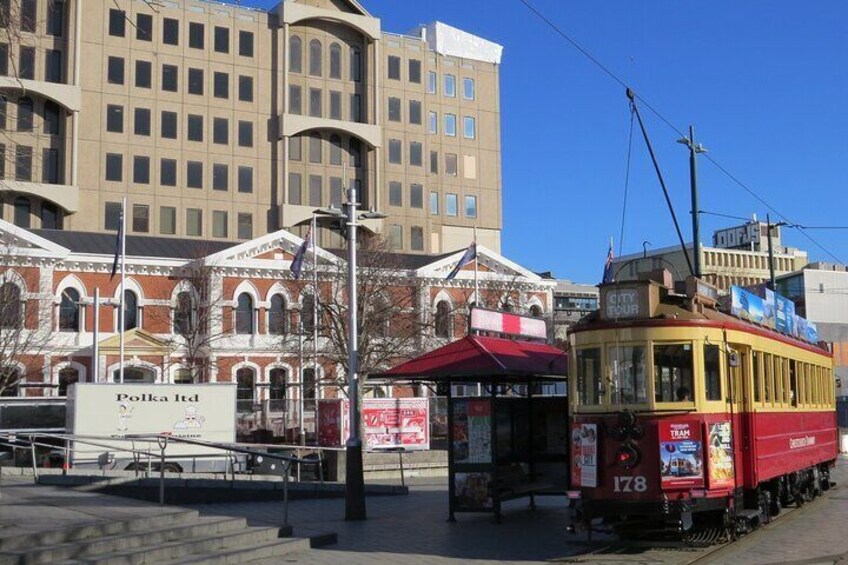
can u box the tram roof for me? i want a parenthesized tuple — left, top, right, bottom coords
(376, 335, 568, 382)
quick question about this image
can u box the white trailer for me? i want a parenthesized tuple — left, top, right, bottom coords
(67, 383, 237, 473)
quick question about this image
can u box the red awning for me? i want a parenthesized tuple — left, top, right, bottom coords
(376, 335, 567, 382)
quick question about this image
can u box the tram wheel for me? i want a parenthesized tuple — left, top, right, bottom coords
(758, 491, 771, 526)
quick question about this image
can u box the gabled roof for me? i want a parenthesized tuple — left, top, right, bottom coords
(33, 230, 233, 259)
(202, 228, 342, 267)
(0, 220, 70, 258)
(98, 328, 169, 353)
(415, 244, 545, 282)
(287, 0, 370, 17)
(376, 335, 567, 381)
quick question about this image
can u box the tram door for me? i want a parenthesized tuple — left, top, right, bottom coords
(729, 344, 754, 485)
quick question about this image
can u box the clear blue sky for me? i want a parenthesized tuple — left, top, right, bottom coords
(252, 1, 848, 283)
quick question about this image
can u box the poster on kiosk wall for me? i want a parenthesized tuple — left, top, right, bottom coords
(571, 423, 598, 488)
(659, 421, 705, 489)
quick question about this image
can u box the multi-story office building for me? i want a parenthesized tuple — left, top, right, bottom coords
(0, 0, 503, 254)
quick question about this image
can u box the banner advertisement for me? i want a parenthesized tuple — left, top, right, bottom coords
(454, 472, 494, 510)
(452, 399, 492, 464)
(571, 423, 597, 488)
(317, 400, 343, 447)
(659, 420, 704, 489)
(317, 398, 430, 450)
(731, 286, 818, 343)
(707, 421, 735, 489)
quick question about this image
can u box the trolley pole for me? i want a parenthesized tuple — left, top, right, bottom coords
(677, 125, 707, 279)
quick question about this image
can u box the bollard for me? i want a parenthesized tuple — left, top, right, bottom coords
(63, 438, 70, 475)
(398, 449, 405, 488)
(279, 459, 292, 537)
(29, 441, 38, 482)
(157, 436, 168, 505)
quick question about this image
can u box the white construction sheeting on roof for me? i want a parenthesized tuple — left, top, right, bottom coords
(417, 21, 503, 64)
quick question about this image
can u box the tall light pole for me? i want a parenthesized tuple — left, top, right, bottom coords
(766, 214, 788, 291)
(314, 176, 386, 521)
(677, 126, 707, 279)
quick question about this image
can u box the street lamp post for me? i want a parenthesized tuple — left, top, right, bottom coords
(314, 176, 386, 522)
(766, 214, 789, 291)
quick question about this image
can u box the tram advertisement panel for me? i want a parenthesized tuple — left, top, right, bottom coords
(659, 421, 704, 489)
(571, 423, 597, 488)
(707, 421, 735, 488)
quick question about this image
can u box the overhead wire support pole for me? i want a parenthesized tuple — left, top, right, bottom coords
(626, 88, 695, 278)
(678, 125, 707, 279)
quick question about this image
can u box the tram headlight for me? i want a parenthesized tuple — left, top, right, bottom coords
(615, 444, 641, 469)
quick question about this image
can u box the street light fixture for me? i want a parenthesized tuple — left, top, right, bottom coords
(766, 214, 789, 291)
(314, 176, 387, 521)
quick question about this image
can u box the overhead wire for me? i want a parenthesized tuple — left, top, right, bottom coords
(515, 0, 845, 266)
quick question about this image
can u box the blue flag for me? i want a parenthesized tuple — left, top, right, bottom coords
(446, 242, 477, 280)
(291, 225, 312, 280)
(602, 240, 614, 284)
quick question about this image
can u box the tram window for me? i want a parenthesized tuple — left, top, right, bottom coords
(775, 357, 787, 405)
(576, 348, 602, 405)
(608, 345, 647, 404)
(789, 360, 798, 407)
(704, 345, 722, 401)
(763, 353, 773, 405)
(752, 352, 761, 403)
(653, 343, 693, 403)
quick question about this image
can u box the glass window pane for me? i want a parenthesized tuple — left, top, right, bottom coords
(160, 206, 176, 234)
(464, 195, 477, 218)
(576, 348, 602, 405)
(608, 345, 647, 404)
(704, 344, 722, 401)
(446, 194, 457, 217)
(429, 191, 438, 215)
(653, 343, 694, 403)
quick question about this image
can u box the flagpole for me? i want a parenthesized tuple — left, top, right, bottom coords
(311, 212, 318, 443)
(473, 226, 479, 303)
(118, 196, 126, 384)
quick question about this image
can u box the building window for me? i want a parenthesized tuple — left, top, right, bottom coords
(445, 153, 458, 176)
(464, 77, 476, 100)
(212, 163, 228, 191)
(309, 175, 322, 207)
(289, 136, 301, 161)
(430, 151, 439, 174)
(214, 71, 228, 99)
(236, 367, 255, 411)
(134, 108, 150, 136)
(429, 111, 437, 134)
(269, 294, 287, 335)
(42, 148, 59, 184)
(309, 39, 322, 76)
(288, 172, 301, 204)
(186, 161, 202, 189)
(133, 156, 150, 184)
(123, 290, 138, 330)
(44, 49, 61, 82)
(0, 281, 21, 329)
(309, 133, 322, 163)
(329, 42, 341, 78)
(187, 114, 203, 142)
(58, 367, 79, 396)
(236, 293, 254, 334)
(350, 93, 361, 122)
(409, 142, 422, 167)
(174, 291, 193, 335)
(329, 134, 342, 166)
(188, 68, 203, 95)
(41, 201, 61, 228)
(162, 64, 178, 91)
(237, 212, 252, 240)
(429, 191, 439, 215)
(435, 301, 450, 338)
(428, 71, 437, 94)
(212, 210, 228, 238)
(389, 181, 402, 207)
(104, 202, 121, 231)
(238, 166, 253, 193)
(289, 85, 301, 114)
(160, 206, 176, 234)
(350, 46, 361, 81)
(238, 75, 253, 102)
(43, 101, 60, 134)
(289, 36, 302, 73)
(214, 26, 229, 53)
(189, 22, 204, 49)
(163, 18, 179, 45)
(444, 74, 456, 97)
(213, 117, 228, 144)
(106, 104, 123, 133)
(106, 56, 124, 85)
(463, 116, 476, 139)
(445, 114, 457, 136)
(309, 88, 321, 117)
(349, 139, 362, 167)
(238, 121, 253, 147)
(389, 224, 402, 249)
(446, 193, 458, 216)
(105, 153, 122, 182)
(239, 30, 253, 57)
(160, 158, 177, 186)
(186, 208, 202, 236)
(410, 184, 423, 208)
(269, 368, 286, 411)
(161, 111, 177, 139)
(109, 8, 125, 37)
(387, 55, 400, 80)
(20, 0, 35, 31)
(0, 44, 8, 76)
(411, 226, 424, 251)
(388, 97, 401, 122)
(409, 100, 422, 125)
(388, 139, 401, 164)
(58, 288, 80, 332)
(13, 196, 30, 227)
(47, 0, 63, 36)
(465, 195, 477, 218)
(329, 90, 341, 119)
(132, 203, 149, 232)
(330, 177, 342, 208)
(135, 60, 151, 88)
(136, 13, 152, 41)
(409, 59, 421, 83)
(15, 146, 32, 181)
(18, 46, 34, 79)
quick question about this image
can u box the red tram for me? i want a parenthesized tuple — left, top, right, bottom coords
(567, 275, 838, 535)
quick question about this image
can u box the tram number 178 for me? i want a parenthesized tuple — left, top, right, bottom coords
(613, 476, 648, 493)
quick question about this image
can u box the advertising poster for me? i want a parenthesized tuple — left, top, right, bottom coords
(362, 398, 429, 450)
(454, 472, 493, 510)
(731, 286, 766, 326)
(317, 400, 342, 447)
(451, 399, 470, 463)
(570, 423, 597, 488)
(659, 421, 704, 489)
(707, 421, 735, 488)
(466, 399, 492, 463)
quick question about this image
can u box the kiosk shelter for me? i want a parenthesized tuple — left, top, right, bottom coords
(378, 308, 569, 522)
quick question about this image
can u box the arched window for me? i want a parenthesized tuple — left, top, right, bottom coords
(371, 296, 389, 338)
(123, 290, 138, 330)
(13, 197, 30, 228)
(41, 203, 62, 229)
(289, 35, 302, 73)
(236, 367, 255, 412)
(309, 39, 322, 76)
(17, 97, 33, 131)
(269, 294, 287, 335)
(329, 42, 341, 79)
(0, 282, 22, 329)
(329, 134, 342, 166)
(309, 132, 322, 163)
(529, 305, 543, 318)
(269, 367, 286, 411)
(1, 367, 21, 396)
(113, 366, 155, 383)
(302, 367, 316, 401)
(43, 100, 61, 135)
(58, 367, 79, 396)
(435, 301, 450, 338)
(301, 293, 316, 334)
(174, 291, 194, 334)
(235, 293, 254, 334)
(59, 288, 80, 332)
(349, 138, 361, 168)
(349, 46, 361, 82)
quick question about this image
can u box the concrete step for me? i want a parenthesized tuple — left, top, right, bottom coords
(161, 537, 311, 564)
(2, 516, 247, 564)
(0, 509, 201, 552)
